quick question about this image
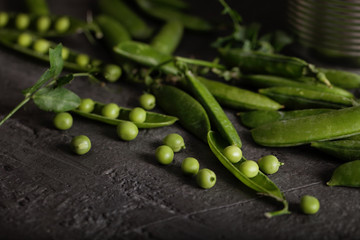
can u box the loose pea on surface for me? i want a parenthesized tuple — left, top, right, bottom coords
(76, 54, 90, 68)
(33, 39, 50, 54)
(196, 168, 216, 189)
(77, 98, 95, 113)
(300, 195, 320, 215)
(258, 155, 283, 175)
(223, 145, 242, 163)
(163, 133, 185, 152)
(101, 103, 120, 119)
(155, 145, 174, 165)
(117, 121, 138, 141)
(71, 135, 91, 155)
(238, 160, 259, 178)
(0, 12, 9, 27)
(181, 157, 199, 176)
(54, 16, 71, 33)
(129, 107, 146, 123)
(15, 13, 30, 30)
(36, 16, 51, 32)
(139, 93, 156, 110)
(103, 64, 122, 82)
(53, 112, 73, 130)
(17, 33, 33, 47)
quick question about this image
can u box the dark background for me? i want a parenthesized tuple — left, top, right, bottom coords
(0, 1, 359, 240)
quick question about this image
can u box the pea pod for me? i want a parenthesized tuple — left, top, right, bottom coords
(197, 77, 283, 111)
(185, 71, 242, 148)
(311, 140, 360, 162)
(135, 0, 212, 31)
(153, 85, 211, 142)
(72, 101, 178, 128)
(150, 21, 184, 55)
(241, 75, 353, 98)
(327, 160, 360, 187)
(219, 48, 331, 86)
(25, 0, 49, 15)
(251, 106, 360, 147)
(150, 0, 188, 9)
(95, 15, 131, 48)
(319, 68, 360, 89)
(259, 87, 355, 109)
(208, 131, 290, 217)
(113, 40, 179, 75)
(239, 108, 334, 129)
(98, 0, 153, 39)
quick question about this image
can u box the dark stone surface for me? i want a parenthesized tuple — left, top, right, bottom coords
(0, 0, 359, 240)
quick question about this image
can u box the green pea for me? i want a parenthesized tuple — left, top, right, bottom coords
(163, 133, 185, 152)
(71, 135, 91, 155)
(139, 93, 156, 110)
(116, 121, 139, 141)
(258, 155, 283, 175)
(61, 47, 70, 60)
(15, 13, 30, 30)
(223, 145, 242, 163)
(36, 16, 51, 32)
(17, 33, 33, 47)
(53, 112, 73, 130)
(196, 168, 216, 189)
(0, 12, 9, 28)
(103, 64, 122, 82)
(55, 16, 71, 33)
(129, 107, 146, 123)
(77, 98, 95, 113)
(238, 160, 259, 178)
(181, 157, 199, 176)
(33, 39, 50, 54)
(101, 103, 120, 119)
(155, 145, 174, 165)
(91, 59, 102, 67)
(300, 195, 320, 215)
(76, 54, 90, 68)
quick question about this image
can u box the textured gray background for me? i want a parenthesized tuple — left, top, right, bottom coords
(1, 0, 359, 240)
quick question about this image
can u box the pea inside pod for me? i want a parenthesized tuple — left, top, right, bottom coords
(327, 160, 360, 187)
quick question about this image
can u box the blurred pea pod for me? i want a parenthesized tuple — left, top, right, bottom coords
(319, 68, 360, 89)
(150, 0, 188, 9)
(25, 0, 49, 15)
(150, 21, 184, 55)
(239, 108, 334, 129)
(251, 106, 360, 147)
(241, 75, 353, 98)
(259, 87, 355, 109)
(135, 0, 212, 31)
(98, 0, 153, 39)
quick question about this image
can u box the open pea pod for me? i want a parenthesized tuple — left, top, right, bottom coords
(72, 101, 178, 128)
(208, 131, 290, 217)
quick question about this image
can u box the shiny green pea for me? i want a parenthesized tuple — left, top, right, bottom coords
(155, 145, 174, 165)
(117, 121, 139, 141)
(258, 155, 283, 175)
(71, 135, 91, 155)
(15, 13, 30, 30)
(223, 145, 242, 163)
(139, 93, 156, 110)
(55, 16, 71, 33)
(238, 160, 259, 178)
(33, 39, 50, 54)
(101, 103, 120, 119)
(163, 133, 185, 152)
(53, 112, 73, 130)
(36, 16, 51, 32)
(196, 168, 216, 189)
(300, 195, 320, 215)
(181, 157, 199, 176)
(78, 98, 95, 113)
(76, 54, 90, 68)
(0, 12, 9, 27)
(129, 107, 146, 123)
(17, 33, 33, 47)
(103, 64, 122, 82)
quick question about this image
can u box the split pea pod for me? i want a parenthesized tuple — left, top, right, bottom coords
(241, 75, 353, 98)
(319, 68, 360, 89)
(219, 48, 331, 86)
(259, 87, 355, 109)
(239, 108, 334, 129)
(95, 15, 131, 48)
(327, 160, 360, 187)
(185, 71, 242, 148)
(150, 20, 184, 55)
(153, 85, 211, 142)
(72, 101, 178, 128)
(197, 77, 283, 111)
(135, 0, 212, 31)
(25, 0, 50, 15)
(251, 106, 360, 147)
(311, 140, 360, 162)
(98, 0, 153, 39)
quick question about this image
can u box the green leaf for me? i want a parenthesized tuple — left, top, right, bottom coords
(56, 74, 74, 88)
(33, 87, 80, 112)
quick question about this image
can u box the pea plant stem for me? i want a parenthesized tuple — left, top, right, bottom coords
(0, 97, 31, 126)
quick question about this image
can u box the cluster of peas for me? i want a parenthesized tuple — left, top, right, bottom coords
(155, 133, 217, 189)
